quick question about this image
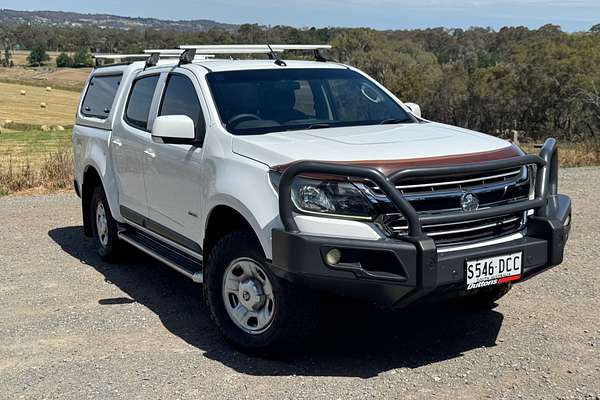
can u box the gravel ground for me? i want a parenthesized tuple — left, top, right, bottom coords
(0, 168, 599, 400)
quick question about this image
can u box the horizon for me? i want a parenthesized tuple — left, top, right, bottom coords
(1, 1, 600, 33)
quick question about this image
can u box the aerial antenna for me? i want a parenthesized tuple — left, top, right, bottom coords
(178, 49, 196, 66)
(267, 44, 287, 67)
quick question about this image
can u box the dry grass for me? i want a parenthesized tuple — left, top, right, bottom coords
(0, 129, 72, 195)
(522, 141, 600, 167)
(0, 82, 80, 126)
(0, 149, 73, 195)
(11, 50, 63, 67)
(0, 66, 90, 92)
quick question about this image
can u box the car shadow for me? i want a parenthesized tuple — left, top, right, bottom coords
(48, 225, 504, 378)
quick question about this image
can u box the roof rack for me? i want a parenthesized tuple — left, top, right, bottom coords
(93, 44, 332, 68)
(178, 44, 331, 54)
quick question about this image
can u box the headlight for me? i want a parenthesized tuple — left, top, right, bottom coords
(290, 177, 374, 220)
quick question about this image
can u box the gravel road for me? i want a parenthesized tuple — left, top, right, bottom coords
(1, 168, 599, 400)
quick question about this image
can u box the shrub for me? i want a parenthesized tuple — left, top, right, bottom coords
(55, 52, 73, 68)
(72, 48, 93, 68)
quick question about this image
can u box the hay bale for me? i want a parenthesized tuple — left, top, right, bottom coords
(20, 90, 26, 96)
(41, 125, 51, 132)
(40, 102, 47, 109)
(54, 125, 65, 131)
(46, 86, 52, 92)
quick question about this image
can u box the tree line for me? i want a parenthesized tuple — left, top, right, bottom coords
(2, 22, 600, 142)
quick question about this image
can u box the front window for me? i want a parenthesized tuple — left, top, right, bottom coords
(206, 68, 415, 135)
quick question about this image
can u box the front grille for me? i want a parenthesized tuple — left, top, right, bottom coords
(382, 212, 526, 246)
(363, 166, 533, 246)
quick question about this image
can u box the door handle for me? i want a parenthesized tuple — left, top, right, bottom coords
(112, 138, 123, 147)
(144, 149, 156, 158)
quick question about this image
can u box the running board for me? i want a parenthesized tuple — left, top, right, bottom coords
(117, 228, 203, 283)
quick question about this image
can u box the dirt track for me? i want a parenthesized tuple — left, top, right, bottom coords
(0, 168, 599, 399)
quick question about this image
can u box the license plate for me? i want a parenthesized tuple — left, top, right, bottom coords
(466, 252, 522, 290)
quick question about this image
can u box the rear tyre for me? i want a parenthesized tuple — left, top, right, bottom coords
(454, 284, 512, 309)
(90, 185, 121, 261)
(204, 229, 320, 355)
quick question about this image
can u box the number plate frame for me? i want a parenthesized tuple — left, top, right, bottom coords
(465, 252, 522, 290)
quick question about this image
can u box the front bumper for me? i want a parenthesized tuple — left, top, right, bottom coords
(271, 138, 572, 308)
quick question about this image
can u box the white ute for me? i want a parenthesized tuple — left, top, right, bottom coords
(73, 44, 571, 353)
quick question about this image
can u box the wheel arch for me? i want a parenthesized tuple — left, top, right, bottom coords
(81, 163, 121, 237)
(203, 203, 271, 262)
(81, 165, 103, 237)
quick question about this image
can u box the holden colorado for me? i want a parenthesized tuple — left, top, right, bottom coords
(72, 44, 572, 353)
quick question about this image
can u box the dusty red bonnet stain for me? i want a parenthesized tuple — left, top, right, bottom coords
(271, 145, 524, 176)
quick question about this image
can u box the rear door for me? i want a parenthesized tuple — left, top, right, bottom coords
(111, 72, 162, 217)
(143, 69, 207, 250)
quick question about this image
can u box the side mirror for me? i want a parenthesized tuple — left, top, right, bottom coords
(152, 115, 196, 143)
(404, 102, 422, 118)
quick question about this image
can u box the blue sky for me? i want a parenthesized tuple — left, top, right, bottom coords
(2, 0, 600, 31)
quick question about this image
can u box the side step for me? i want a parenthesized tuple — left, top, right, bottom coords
(117, 228, 203, 283)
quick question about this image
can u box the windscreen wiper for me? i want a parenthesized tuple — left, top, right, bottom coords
(306, 123, 333, 130)
(379, 118, 413, 125)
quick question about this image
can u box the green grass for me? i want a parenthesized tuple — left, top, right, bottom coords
(0, 129, 72, 167)
(0, 128, 73, 194)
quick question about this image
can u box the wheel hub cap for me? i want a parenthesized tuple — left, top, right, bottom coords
(238, 279, 265, 311)
(95, 203, 108, 247)
(222, 258, 276, 334)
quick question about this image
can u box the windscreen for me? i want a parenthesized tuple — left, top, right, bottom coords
(206, 68, 414, 135)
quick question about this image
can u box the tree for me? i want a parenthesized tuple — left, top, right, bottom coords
(55, 51, 72, 67)
(2, 38, 12, 67)
(71, 48, 93, 67)
(27, 44, 49, 66)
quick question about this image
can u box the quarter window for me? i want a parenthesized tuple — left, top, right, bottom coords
(125, 75, 160, 131)
(159, 74, 205, 141)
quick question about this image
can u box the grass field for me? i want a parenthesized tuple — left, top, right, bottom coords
(0, 129, 72, 166)
(0, 129, 72, 195)
(11, 50, 63, 67)
(0, 66, 90, 92)
(0, 81, 81, 126)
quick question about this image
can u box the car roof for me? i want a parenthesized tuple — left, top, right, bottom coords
(192, 59, 348, 72)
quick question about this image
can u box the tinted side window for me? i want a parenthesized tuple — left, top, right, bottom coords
(81, 74, 121, 119)
(125, 75, 160, 131)
(159, 74, 205, 140)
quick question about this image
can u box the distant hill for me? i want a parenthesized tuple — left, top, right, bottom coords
(0, 9, 239, 32)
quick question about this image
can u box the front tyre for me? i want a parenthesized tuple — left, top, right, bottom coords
(205, 230, 319, 355)
(90, 185, 121, 260)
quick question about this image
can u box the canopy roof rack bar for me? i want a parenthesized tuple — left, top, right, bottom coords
(178, 44, 331, 54)
(93, 44, 332, 67)
(93, 54, 151, 59)
(143, 49, 215, 59)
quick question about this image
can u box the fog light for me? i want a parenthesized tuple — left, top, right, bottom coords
(325, 248, 342, 266)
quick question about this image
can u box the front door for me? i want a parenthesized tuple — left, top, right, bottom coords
(143, 70, 207, 252)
